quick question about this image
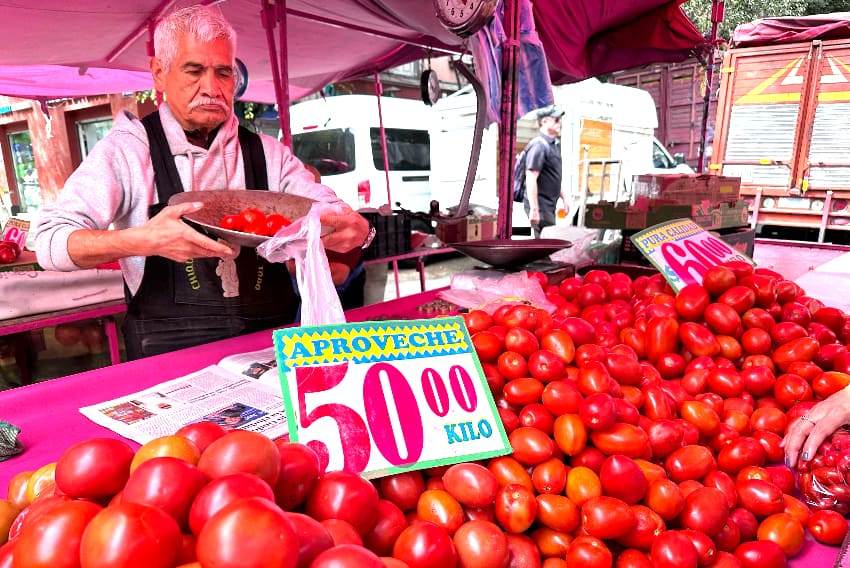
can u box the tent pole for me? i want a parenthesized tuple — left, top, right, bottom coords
(261, 1, 286, 143)
(275, 0, 292, 148)
(497, 0, 521, 239)
(373, 71, 393, 208)
(697, 0, 724, 173)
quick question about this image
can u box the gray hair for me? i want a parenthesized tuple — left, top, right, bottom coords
(154, 5, 237, 71)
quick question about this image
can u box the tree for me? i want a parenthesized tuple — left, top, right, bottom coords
(682, 0, 844, 42)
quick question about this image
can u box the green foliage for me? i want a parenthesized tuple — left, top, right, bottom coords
(682, 0, 844, 42)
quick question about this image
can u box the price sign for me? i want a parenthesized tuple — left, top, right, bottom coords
(1, 217, 28, 250)
(630, 218, 755, 293)
(272, 317, 511, 479)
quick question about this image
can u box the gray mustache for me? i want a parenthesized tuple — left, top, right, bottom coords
(188, 97, 229, 111)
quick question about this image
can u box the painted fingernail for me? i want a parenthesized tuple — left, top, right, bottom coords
(785, 457, 791, 468)
(802, 452, 809, 461)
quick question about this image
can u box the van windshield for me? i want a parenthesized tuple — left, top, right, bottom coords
(370, 128, 430, 171)
(291, 129, 356, 177)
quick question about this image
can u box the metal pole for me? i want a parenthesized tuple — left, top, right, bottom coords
(276, 0, 292, 148)
(497, 0, 521, 239)
(374, 71, 393, 207)
(697, 0, 724, 173)
(261, 2, 286, 137)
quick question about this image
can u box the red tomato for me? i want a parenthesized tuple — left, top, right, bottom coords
(581, 496, 637, 540)
(487, 456, 533, 491)
(243, 219, 270, 236)
(590, 423, 649, 458)
(392, 521, 457, 568)
(718, 286, 757, 314)
(284, 511, 335, 567)
(553, 414, 588, 457)
(54, 438, 135, 499)
(679, 322, 720, 357)
(733, 540, 786, 568)
(239, 208, 266, 225)
(528, 350, 567, 382)
(497, 351, 529, 380)
(579, 392, 617, 432)
(504, 327, 539, 358)
(716, 437, 767, 475)
(472, 331, 504, 363)
(462, 310, 494, 335)
(175, 421, 227, 453)
(664, 445, 716, 483)
(80, 503, 182, 568)
(273, 441, 322, 511)
(503, 378, 545, 407)
(416, 490, 463, 535)
(756, 513, 804, 557)
(310, 544, 383, 568)
(451, 520, 509, 568)
(196, 497, 298, 568)
(219, 214, 246, 231)
(679, 487, 730, 537)
(644, 478, 685, 521)
(188, 472, 274, 536)
(645, 317, 680, 362)
(379, 471, 426, 513)
(494, 484, 537, 533)
(265, 213, 292, 235)
(735, 478, 784, 518)
(650, 530, 699, 568)
(15, 500, 102, 568)
(322, 519, 363, 546)
(565, 535, 612, 568)
(702, 266, 738, 297)
(808, 509, 848, 546)
(306, 471, 380, 536)
(121, 456, 208, 531)
(198, 430, 281, 486)
(675, 285, 710, 321)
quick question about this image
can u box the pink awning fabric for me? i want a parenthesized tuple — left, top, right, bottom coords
(0, 0, 705, 101)
(732, 12, 850, 48)
(0, 65, 152, 99)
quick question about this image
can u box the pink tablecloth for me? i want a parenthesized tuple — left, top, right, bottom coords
(0, 287, 839, 565)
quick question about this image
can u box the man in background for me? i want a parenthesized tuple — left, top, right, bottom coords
(524, 105, 566, 237)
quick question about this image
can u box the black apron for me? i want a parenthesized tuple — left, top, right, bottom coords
(121, 112, 298, 360)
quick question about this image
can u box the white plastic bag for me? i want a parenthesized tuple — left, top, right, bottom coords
(437, 271, 555, 314)
(256, 203, 345, 326)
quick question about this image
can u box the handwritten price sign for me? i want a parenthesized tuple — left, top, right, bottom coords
(272, 317, 510, 479)
(630, 218, 755, 293)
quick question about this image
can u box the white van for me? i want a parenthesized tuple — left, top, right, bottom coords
(430, 79, 693, 229)
(288, 95, 434, 212)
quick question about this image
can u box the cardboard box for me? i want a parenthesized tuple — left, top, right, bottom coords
(631, 174, 741, 205)
(585, 200, 749, 231)
(436, 215, 497, 244)
(0, 249, 42, 272)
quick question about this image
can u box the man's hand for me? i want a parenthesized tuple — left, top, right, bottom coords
(320, 208, 369, 253)
(67, 202, 235, 268)
(782, 386, 850, 468)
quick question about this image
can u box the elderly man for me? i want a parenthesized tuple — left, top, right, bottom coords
(34, 5, 370, 359)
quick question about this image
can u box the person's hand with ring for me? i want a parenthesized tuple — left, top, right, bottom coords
(782, 387, 850, 468)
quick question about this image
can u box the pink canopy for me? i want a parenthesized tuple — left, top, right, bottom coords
(0, 0, 704, 101)
(731, 12, 850, 48)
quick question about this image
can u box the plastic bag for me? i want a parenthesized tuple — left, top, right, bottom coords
(437, 271, 555, 314)
(256, 203, 345, 326)
(796, 427, 850, 515)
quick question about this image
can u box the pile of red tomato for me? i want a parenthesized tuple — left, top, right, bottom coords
(4, 260, 850, 568)
(219, 208, 292, 237)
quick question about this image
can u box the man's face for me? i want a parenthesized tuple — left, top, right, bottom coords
(543, 115, 562, 136)
(151, 35, 235, 132)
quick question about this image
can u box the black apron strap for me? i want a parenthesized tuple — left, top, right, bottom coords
(238, 125, 268, 190)
(141, 111, 185, 203)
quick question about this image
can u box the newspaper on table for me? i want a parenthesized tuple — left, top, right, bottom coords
(79, 346, 287, 444)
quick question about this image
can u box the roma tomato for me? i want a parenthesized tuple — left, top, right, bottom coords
(451, 520, 509, 568)
(196, 497, 298, 568)
(416, 490, 464, 536)
(675, 285, 710, 321)
(808, 509, 848, 546)
(392, 521, 457, 568)
(734, 540, 786, 568)
(664, 445, 716, 483)
(442, 463, 498, 509)
(306, 471, 380, 536)
(54, 438, 135, 499)
(590, 423, 649, 458)
(581, 496, 636, 540)
(702, 266, 737, 297)
(80, 502, 182, 568)
(650, 530, 698, 568)
(756, 512, 805, 557)
(198, 430, 281, 486)
(494, 484, 537, 533)
(679, 487, 730, 537)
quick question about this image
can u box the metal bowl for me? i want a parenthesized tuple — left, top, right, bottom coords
(450, 238, 572, 268)
(168, 190, 326, 248)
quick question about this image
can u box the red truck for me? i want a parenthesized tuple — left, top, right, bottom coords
(613, 15, 850, 243)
